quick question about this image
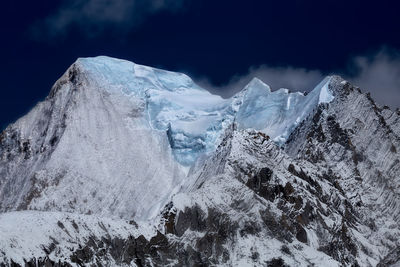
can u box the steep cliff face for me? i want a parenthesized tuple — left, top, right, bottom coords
(165, 123, 399, 266)
(283, 76, 400, 266)
(0, 57, 399, 266)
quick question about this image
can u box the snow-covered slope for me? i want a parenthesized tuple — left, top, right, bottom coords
(0, 57, 187, 222)
(0, 210, 152, 266)
(0, 56, 334, 222)
(0, 56, 399, 266)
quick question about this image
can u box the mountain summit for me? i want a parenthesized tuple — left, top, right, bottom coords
(0, 56, 399, 266)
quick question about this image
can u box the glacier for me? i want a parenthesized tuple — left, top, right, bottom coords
(79, 56, 334, 165)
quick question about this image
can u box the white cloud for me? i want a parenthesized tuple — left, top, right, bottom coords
(196, 66, 324, 98)
(197, 49, 400, 109)
(32, 0, 186, 39)
(346, 49, 400, 109)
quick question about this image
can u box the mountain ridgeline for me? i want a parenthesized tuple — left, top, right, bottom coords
(0, 56, 399, 266)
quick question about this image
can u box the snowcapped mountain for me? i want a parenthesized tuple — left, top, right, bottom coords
(0, 56, 399, 266)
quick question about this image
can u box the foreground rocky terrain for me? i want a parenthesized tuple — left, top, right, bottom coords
(0, 56, 399, 266)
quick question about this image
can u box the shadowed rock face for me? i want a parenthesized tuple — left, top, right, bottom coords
(0, 59, 399, 266)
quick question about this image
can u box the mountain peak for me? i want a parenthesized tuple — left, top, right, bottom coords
(243, 77, 272, 94)
(72, 56, 201, 97)
(314, 76, 335, 104)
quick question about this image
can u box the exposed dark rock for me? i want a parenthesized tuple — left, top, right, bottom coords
(295, 223, 308, 243)
(260, 209, 293, 242)
(287, 164, 322, 193)
(267, 257, 289, 267)
(49, 136, 58, 147)
(161, 202, 176, 234)
(70, 243, 94, 265)
(280, 245, 291, 255)
(326, 115, 352, 149)
(175, 205, 206, 236)
(391, 144, 397, 153)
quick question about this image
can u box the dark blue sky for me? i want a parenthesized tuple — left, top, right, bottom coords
(1, 0, 400, 130)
